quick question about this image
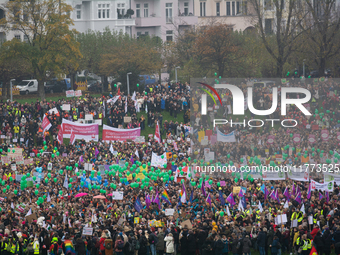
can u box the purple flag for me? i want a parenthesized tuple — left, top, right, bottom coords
(134, 197, 143, 212)
(238, 189, 244, 197)
(151, 194, 154, 203)
(95, 148, 99, 157)
(275, 189, 280, 202)
(283, 187, 290, 200)
(270, 190, 277, 201)
(295, 185, 300, 196)
(307, 182, 311, 199)
(116, 158, 119, 164)
(130, 154, 134, 163)
(292, 183, 295, 195)
(264, 186, 270, 200)
(227, 192, 235, 206)
(79, 155, 84, 164)
(219, 190, 225, 206)
(319, 192, 323, 200)
(295, 192, 302, 204)
(206, 193, 211, 206)
(326, 191, 329, 203)
(154, 194, 161, 209)
(146, 194, 151, 209)
(201, 181, 206, 197)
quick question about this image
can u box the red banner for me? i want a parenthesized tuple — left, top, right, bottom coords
(102, 125, 141, 142)
(62, 119, 99, 142)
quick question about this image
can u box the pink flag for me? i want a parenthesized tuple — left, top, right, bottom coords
(57, 125, 63, 145)
(206, 193, 211, 206)
(173, 141, 178, 151)
(154, 121, 161, 143)
(42, 115, 52, 133)
(321, 130, 329, 141)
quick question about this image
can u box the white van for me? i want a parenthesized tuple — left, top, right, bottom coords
(16, 79, 38, 94)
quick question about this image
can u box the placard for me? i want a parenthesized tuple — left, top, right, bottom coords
(66, 90, 75, 97)
(62, 104, 71, 111)
(82, 227, 93, 236)
(111, 191, 123, 200)
(13, 139, 18, 143)
(124, 117, 132, 123)
(220, 181, 226, 186)
(48, 163, 52, 171)
(24, 158, 34, 165)
(165, 209, 174, 216)
(233, 186, 241, 194)
(11, 164, 16, 171)
(26, 213, 37, 223)
(15, 156, 24, 165)
(181, 219, 193, 229)
(1, 156, 10, 164)
(75, 90, 82, 97)
(308, 216, 313, 225)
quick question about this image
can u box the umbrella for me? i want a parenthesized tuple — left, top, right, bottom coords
(93, 195, 106, 199)
(107, 193, 113, 196)
(75, 193, 88, 198)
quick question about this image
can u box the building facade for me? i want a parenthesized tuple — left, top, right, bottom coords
(130, 0, 198, 42)
(193, 0, 255, 31)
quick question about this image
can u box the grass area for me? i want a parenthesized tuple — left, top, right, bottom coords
(13, 92, 104, 104)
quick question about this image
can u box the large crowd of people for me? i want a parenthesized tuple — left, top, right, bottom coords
(0, 78, 339, 255)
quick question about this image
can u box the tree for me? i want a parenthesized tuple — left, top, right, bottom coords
(100, 35, 163, 94)
(193, 24, 243, 77)
(0, 0, 82, 99)
(0, 40, 32, 99)
(300, 0, 340, 76)
(249, 0, 308, 77)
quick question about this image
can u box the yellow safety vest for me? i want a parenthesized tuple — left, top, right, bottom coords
(33, 242, 39, 254)
(291, 212, 297, 220)
(307, 239, 312, 249)
(296, 237, 300, 246)
(302, 240, 308, 251)
(10, 243, 18, 253)
(314, 213, 318, 223)
(1, 242, 7, 251)
(297, 212, 303, 222)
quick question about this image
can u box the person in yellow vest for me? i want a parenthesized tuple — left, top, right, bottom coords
(301, 234, 309, 255)
(1, 237, 7, 254)
(8, 236, 19, 255)
(33, 238, 39, 255)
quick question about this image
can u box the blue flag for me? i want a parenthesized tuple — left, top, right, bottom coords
(241, 196, 247, 209)
(219, 190, 225, 206)
(189, 189, 194, 203)
(134, 197, 143, 213)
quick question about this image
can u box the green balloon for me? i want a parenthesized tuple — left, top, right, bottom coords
(35, 190, 39, 195)
(59, 190, 63, 195)
(220, 211, 224, 216)
(14, 190, 18, 195)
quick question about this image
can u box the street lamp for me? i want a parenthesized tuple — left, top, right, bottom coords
(303, 59, 306, 78)
(127, 72, 132, 95)
(10, 79, 15, 102)
(175, 66, 180, 83)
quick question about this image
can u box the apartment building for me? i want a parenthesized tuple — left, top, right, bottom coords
(0, 0, 135, 42)
(193, 0, 255, 31)
(130, 0, 198, 42)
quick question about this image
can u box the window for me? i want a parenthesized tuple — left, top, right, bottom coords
(137, 32, 142, 37)
(14, 35, 20, 40)
(232, 2, 235, 15)
(144, 3, 148, 17)
(226, 2, 230, 15)
(184, 2, 189, 15)
(117, 3, 125, 16)
(236, 1, 240, 14)
(166, 3, 173, 23)
(243, 1, 247, 14)
(76, 5, 81, 19)
(216, 2, 220, 16)
(166, 30, 173, 41)
(24, 35, 29, 42)
(98, 3, 110, 19)
(145, 31, 149, 35)
(136, 4, 140, 17)
(200, 1, 206, 16)
(265, 18, 273, 34)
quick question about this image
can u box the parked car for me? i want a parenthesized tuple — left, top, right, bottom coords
(44, 79, 68, 93)
(309, 69, 332, 78)
(17, 79, 38, 95)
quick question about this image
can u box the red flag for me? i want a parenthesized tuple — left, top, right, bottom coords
(309, 245, 318, 255)
(154, 121, 161, 143)
(70, 128, 76, 145)
(117, 87, 121, 96)
(42, 115, 52, 133)
(57, 125, 63, 145)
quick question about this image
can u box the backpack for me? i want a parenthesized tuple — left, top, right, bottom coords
(95, 239, 100, 249)
(117, 241, 124, 250)
(134, 240, 140, 250)
(104, 240, 112, 250)
(57, 243, 63, 255)
(127, 241, 134, 253)
(277, 242, 281, 249)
